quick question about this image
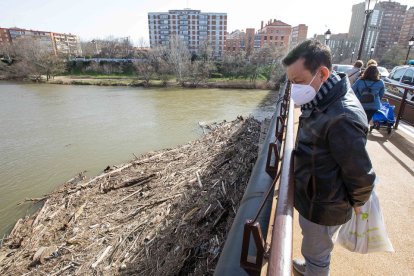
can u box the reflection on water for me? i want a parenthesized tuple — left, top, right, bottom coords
(0, 82, 276, 236)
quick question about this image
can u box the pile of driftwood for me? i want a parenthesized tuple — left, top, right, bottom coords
(0, 116, 265, 275)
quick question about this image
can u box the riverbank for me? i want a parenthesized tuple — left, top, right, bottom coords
(0, 117, 267, 275)
(51, 76, 278, 90)
(0, 75, 279, 90)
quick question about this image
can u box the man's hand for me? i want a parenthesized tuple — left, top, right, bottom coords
(354, 206, 362, 215)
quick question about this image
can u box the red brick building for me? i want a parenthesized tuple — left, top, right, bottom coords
(0, 28, 12, 45)
(258, 19, 292, 49)
(225, 29, 244, 52)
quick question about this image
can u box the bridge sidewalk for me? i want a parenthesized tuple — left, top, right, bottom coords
(292, 113, 414, 275)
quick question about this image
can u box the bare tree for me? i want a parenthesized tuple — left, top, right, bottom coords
(134, 58, 155, 87)
(220, 51, 248, 79)
(80, 41, 99, 57)
(151, 46, 172, 86)
(185, 40, 216, 86)
(42, 54, 66, 81)
(168, 36, 191, 84)
(248, 44, 286, 83)
(0, 38, 66, 81)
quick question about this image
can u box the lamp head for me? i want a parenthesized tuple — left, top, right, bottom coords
(409, 36, 414, 47)
(324, 29, 331, 40)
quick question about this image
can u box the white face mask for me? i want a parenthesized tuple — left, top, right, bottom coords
(291, 73, 319, 106)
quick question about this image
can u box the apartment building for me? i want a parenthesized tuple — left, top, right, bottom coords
(348, 1, 408, 59)
(348, 2, 366, 41)
(0, 27, 81, 56)
(375, 1, 407, 58)
(51, 32, 82, 56)
(7, 28, 55, 53)
(148, 9, 227, 56)
(399, 6, 414, 46)
(224, 28, 255, 54)
(257, 19, 292, 49)
(225, 29, 244, 53)
(290, 24, 308, 49)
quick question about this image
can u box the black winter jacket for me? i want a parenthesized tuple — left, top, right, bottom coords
(294, 74, 376, 226)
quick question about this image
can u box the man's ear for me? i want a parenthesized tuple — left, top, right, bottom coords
(320, 67, 330, 81)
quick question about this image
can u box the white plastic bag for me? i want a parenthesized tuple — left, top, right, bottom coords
(337, 190, 394, 253)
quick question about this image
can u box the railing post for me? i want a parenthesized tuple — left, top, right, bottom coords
(394, 88, 409, 130)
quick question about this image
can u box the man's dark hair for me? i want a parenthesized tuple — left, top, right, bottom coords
(282, 40, 332, 74)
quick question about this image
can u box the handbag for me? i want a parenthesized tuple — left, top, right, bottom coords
(337, 190, 394, 254)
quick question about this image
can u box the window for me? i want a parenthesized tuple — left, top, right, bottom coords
(391, 68, 406, 81)
(264, 36, 267, 40)
(401, 69, 414, 85)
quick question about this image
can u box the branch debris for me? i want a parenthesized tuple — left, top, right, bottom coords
(0, 116, 268, 275)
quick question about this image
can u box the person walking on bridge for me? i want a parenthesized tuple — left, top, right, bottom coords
(346, 60, 364, 85)
(282, 40, 376, 276)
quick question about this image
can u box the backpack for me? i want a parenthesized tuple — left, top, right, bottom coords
(359, 80, 376, 103)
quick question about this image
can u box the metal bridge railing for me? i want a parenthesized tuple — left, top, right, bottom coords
(383, 81, 414, 128)
(214, 81, 294, 276)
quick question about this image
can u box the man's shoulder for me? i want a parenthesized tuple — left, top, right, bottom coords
(325, 89, 368, 127)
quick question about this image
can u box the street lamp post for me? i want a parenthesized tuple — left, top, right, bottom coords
(351, 50, 355, 64)
(405, 36, 414, 65)
(91, 40, 99, 56)
(324, 29, 331, 46)
(357, 0, 378, 60)
(369, 46, 374, 59)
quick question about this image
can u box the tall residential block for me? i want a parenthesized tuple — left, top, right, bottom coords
(348, 2, 366, 40)
(290, 24, 308, 49)
(399, 6, 414, 46)
(375, 1, 407, 58)
(148, 9, 227, 56)
(348, 1, 408, 59)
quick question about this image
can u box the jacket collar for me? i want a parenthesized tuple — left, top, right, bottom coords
(300, 73, 350, 118)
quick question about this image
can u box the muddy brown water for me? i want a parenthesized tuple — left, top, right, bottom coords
(0, 81, 276, 238)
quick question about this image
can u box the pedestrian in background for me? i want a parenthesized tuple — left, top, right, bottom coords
(346, 60, 364, 85)
(352, 65, 385, 123)
(366, 59, 378, 67)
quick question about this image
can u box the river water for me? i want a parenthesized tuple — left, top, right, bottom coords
(0, 82, 276, 237)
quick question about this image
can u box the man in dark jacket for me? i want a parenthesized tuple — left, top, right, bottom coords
(282, 40, 376, 275)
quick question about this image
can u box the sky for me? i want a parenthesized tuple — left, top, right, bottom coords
(0, 0, 413, 45)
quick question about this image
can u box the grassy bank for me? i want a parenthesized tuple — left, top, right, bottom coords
(47, 75, 278, 90)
